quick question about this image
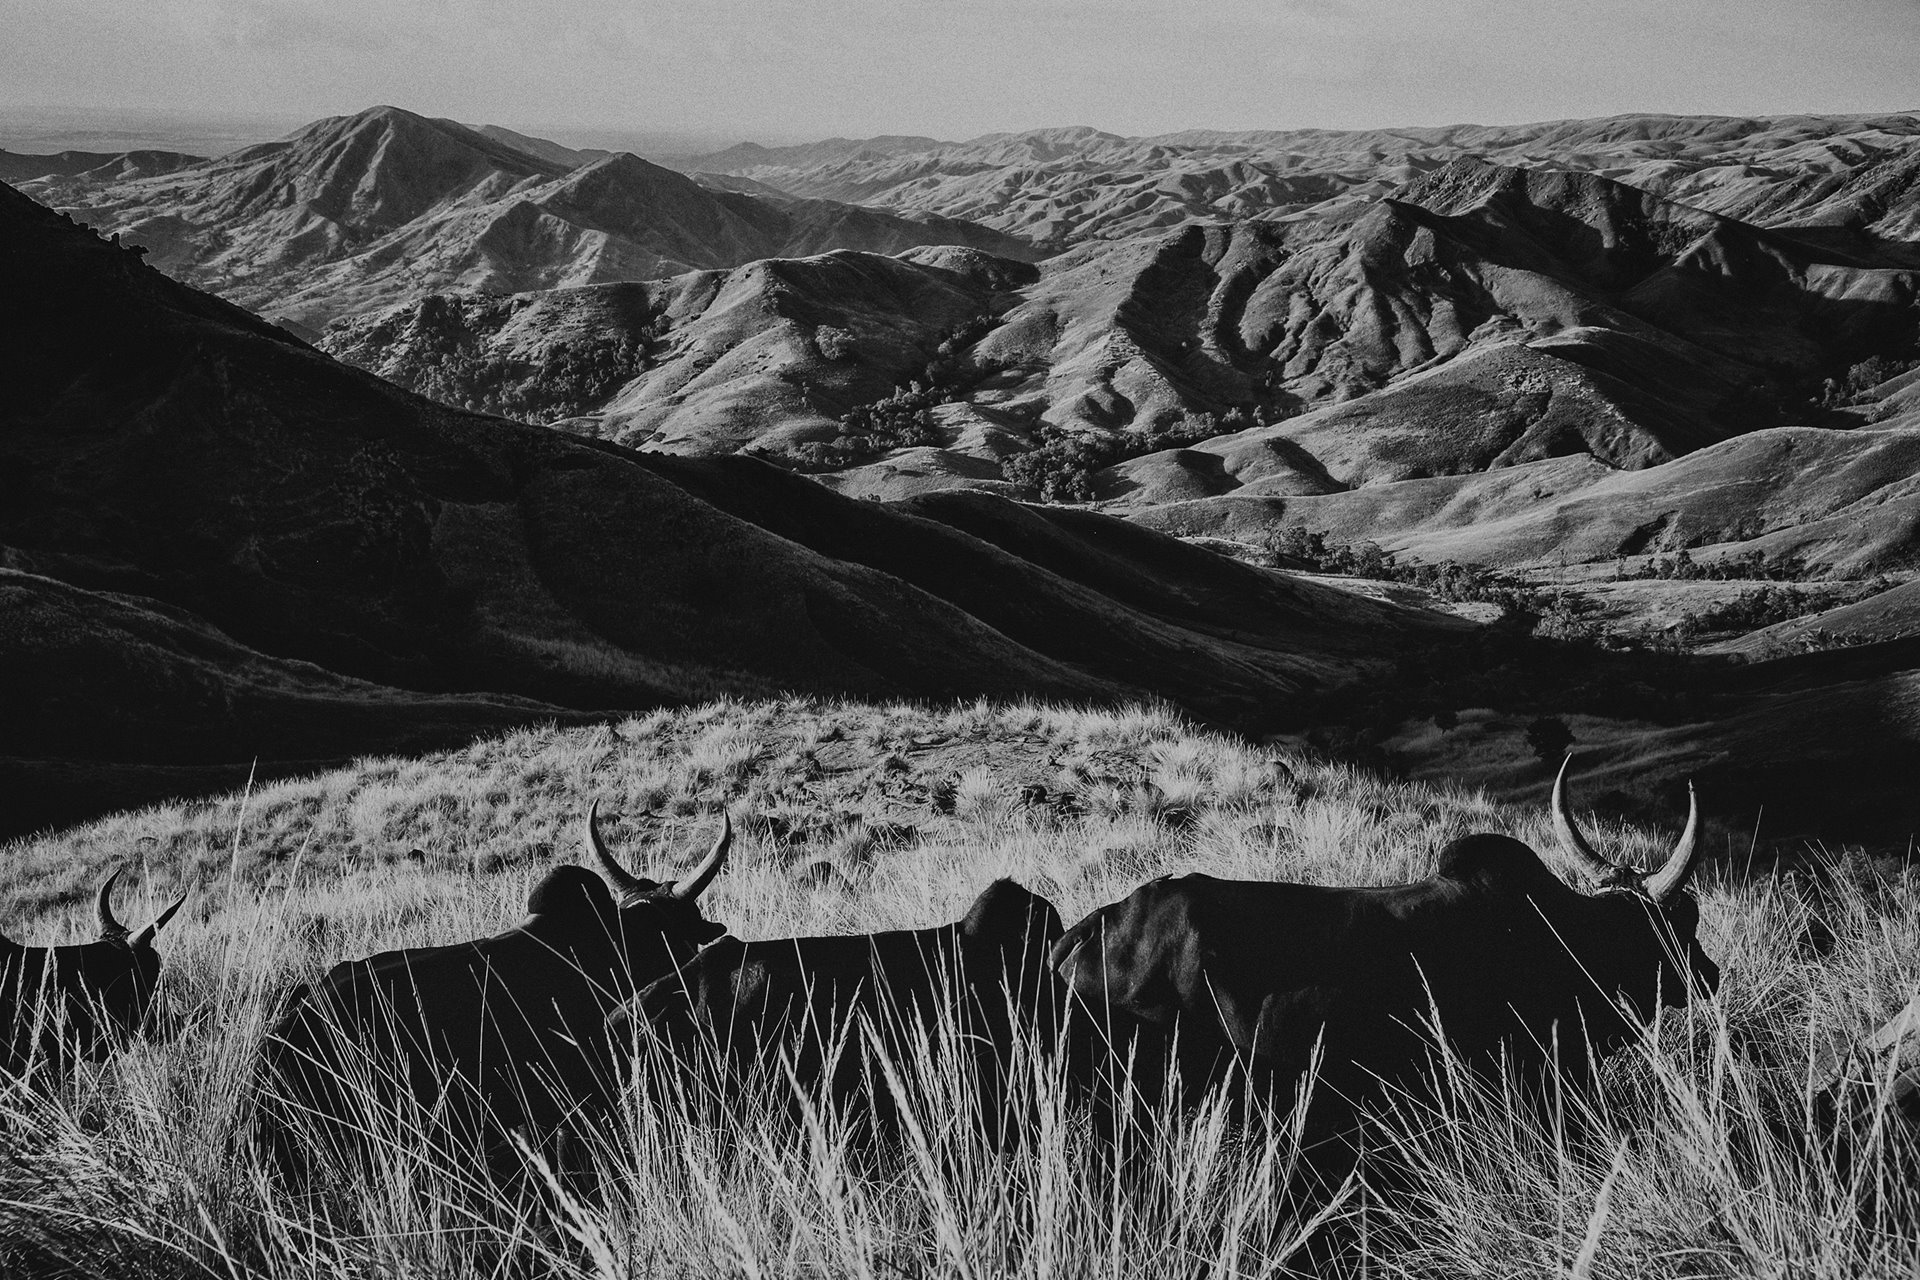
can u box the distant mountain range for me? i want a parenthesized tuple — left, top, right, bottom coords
(19, 106, 1035, 334)
(35, 103, 1902, 580)
(0, 148, 201, 184)
(668, 113, 1920, 249)
(16, 109, 1920, 579)
(322, 136, 1920, 576)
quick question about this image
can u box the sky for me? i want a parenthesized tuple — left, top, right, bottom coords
(5, 0, 1919, 151)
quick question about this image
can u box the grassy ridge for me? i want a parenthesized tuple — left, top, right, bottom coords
(1, 697, 1917, 1276)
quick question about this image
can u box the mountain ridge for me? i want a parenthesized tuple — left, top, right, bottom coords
(27, 105, 1037, 331)
(669, 111, 1920, 249)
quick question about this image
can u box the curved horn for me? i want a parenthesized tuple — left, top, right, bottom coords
(1544, 754, 1628, 892)
(131, 890, 189, 949)
(96, 867, 129, 940)
(668, 812, 732, 901)
(584, 801, 645, 895)
(1640, 781, 1702, 903)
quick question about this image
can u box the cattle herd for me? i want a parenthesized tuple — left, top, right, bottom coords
(2, 757, 1915, 1200)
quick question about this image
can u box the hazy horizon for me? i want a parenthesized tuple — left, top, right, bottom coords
(6, 94, 1920, 165)
(6, 0, 1918, 155)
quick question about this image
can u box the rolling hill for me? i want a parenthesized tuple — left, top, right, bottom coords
(323, 245, 1037, 444)
(325, 152, 1920, 581)
(1122, 420, 1920, 576)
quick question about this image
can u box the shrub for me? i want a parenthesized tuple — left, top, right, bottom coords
(1688, 585, 1821, 633)
(831, 316, 1012, 457)
(1262, 527, 1507, 599)
(1524, 716, 1573, 763)
(814, 325, 856, 361)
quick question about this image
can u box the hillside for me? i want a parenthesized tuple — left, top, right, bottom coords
(321, 246, 1039, 441)
(1123, 421, 1920, 577)
(329, 154, 1920, 577)
(0, 179, 1459, 837)
(24, 106, 1036, 331)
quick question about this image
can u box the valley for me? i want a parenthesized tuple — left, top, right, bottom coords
(9, 104, 1920, 847)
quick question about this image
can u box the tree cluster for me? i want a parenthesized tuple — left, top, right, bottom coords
(1622, 546, 1813, 584)
(1004, 411, 1241, 503)
(338, 295, 657, 424)
(817, 315, 1006, 466)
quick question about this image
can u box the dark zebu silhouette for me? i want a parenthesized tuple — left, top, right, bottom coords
(251, 805, 730, 1185)
(1052, 757, 1719, 1142)
(2, 868, 187, 1075)
(620, 878, 1065, 1143)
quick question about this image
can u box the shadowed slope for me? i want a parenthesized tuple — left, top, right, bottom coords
(0, 180, 1453, 836)
(0, 569, 578, 836)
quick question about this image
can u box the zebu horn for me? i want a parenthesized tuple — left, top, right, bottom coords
(584, 801, 645, 895)
(1641, 781, 1703, 903)
(96, 867, 130, 940)
(1545, 754, 1633, 892)
(668, 813, 731, 901)
(131, 890, 189, 948)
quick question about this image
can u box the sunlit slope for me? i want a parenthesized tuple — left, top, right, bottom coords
(322, 247, 1037, 444)
(1127, 423, 1920, 576)
(336, 155, 1920, 542)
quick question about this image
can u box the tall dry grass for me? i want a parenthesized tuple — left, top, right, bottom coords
(0, 696, 1915, 1276)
